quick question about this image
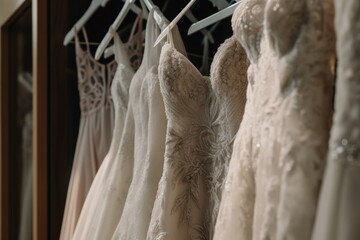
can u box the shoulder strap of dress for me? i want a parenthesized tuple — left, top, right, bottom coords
(112, 30, 122, 63)
(127, 12, 143, 46)
(81, 28, 91, 51)
(74, 27, 91, 53)
(166, 27, 174, 47)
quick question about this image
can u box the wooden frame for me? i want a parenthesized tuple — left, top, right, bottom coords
(1, 0, 48, 239)
(33, 0, 48, 239)
(1, 2, 32, 239)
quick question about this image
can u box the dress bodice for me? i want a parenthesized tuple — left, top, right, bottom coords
(160, 43, 212, 124)
(147, 41, 213, 240)
(210, 36, 249, 134)
(232, 0, 266, 63)
(75, 28, 117, 115)
(214, 0, 336, 239)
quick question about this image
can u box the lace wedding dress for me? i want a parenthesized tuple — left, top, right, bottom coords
(60, 28, 117, 240)
(311, 1, 360, 239)
(72, 30, 135, 240)
(214, 0, 335, 239)
(208, 36, 249, 238)
(146, 28, 249, 239)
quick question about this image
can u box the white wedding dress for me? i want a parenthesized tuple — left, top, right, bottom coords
(208, 36, 249, 238)
(60, 28, 117, 240)
(214, 0, 335, 239)
(311, 1, 360, 239)
(147, 29, 249, 239)
(72, 31, 135, 239)
(111, 9, 180, 240)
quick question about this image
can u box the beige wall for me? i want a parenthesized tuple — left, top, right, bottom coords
(0, 0, 26, 25)
(0, 0, 26, 80)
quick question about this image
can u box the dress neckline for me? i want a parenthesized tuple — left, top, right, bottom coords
(164, 42, 204, 77)
(75, 27, 116, 68)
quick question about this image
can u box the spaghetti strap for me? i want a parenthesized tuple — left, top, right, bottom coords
(166, 27, 174, 47)
(81, 28, 91, 51)
(74, 27, 91, 53)
(126, 13, 144, 70)
(74, 28, 82, 53)
(128, 12, 143, 44)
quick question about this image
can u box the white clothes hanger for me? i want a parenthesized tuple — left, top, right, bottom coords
(188, 0, 241, 35)
(18, 72, 33, 94)
(63, 0, 143, 46)
(103, 30, 146, 59)
(185, 11, 215, 44)
(96, 0, 167, 60)
(208, 0, 230, 10)
(63, 0, 108, 46)
(142, 0, 164, 27)
(103, 0, 148, 59)
(94, 0, 138, 60)
(154, 0, 197, 47)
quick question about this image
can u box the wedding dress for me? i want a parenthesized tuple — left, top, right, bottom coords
(311, 1, 360, 239)
(214, 0, 335, 239)
(60, 28, 117, 240)
(72, 30, 135, 239)
(111, 9, 186, 240)
(146, 27, 249, 239)
(208, 36, 249, 238)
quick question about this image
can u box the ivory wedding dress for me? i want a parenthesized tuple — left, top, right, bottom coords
(147, 29, 249, 239)
(311, 1, 360, 239)
(72, 30, 135, 240)
(111, 10, 173, 240)
(60, 28, 117, 240)
(208, 36, 249, 238)
(214, 0, 335, 239)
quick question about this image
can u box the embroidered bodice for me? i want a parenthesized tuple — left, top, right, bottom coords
(214, 0, 336, 239)
(147, 30, 249, 239)
(208, 36, 249, 238)
(311, 0, 360, 239)
(75, 28, 117, 115)
(147, 42, 213, 240)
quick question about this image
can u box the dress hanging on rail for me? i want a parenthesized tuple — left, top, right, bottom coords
(311, 0, 360, 239)
(146, 23, 249, 239)
(60, 28, 117, 240)
(72, 14, 143, 240)
(207, 36, 249, 238)
(214, 0, 335, 239)
(111, 9, 187, 240)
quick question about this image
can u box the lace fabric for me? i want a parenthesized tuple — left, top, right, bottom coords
(75, 28, 117, 115)
(214, 0, 335, 239)
(146, 27, 249, 239)
(148, 42, 214, 240)
(72, 30, 134, 240)
(208, 36, 249, 238)
(311, 0, 360, 239)
(60, 28, 117, 240)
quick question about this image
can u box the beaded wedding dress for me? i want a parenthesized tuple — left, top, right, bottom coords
(146, 28, 249, 239)
(312, 1, 360, 239)
(60, 28, 117, 240)
(208, 36, 249, 238)
(214, 0, 335, 239)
